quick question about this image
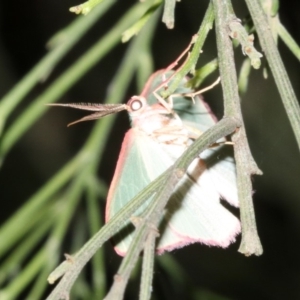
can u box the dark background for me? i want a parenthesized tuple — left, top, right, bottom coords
(0, 0, 300, 299)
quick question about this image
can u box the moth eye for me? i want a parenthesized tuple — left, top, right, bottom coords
(128, 96, 146, 112)
(131, 100, 142, 111)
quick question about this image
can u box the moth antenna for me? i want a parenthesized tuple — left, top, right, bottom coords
(46, 103, 128, 126)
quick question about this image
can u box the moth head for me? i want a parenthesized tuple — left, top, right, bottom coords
(127, 96, 148, 117)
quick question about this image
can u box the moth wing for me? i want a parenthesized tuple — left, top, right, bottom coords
(156, 156, 240, 254)
(175, 95, 217, 132)
(177, 90, 238, 206)
(107, 129, 240, 255)
(106, 128, 175, 256)
(200, 148, 238, 207)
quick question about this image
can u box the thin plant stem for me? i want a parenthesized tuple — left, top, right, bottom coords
(212, 0, 263, 256)
(161, 2, 215, 98)
(139, 230, 156, 300)
(86, 181, 106, 299)
(245, 0, 300, 150)
(277, 21, 300, 61)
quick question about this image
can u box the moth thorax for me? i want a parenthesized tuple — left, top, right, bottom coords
(133, 113, 173, 135)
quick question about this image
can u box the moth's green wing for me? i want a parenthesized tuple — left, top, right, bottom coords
(157, 172, 240, 253)
(156, 145, 240, 253)
(106, 128, 174, 255)
(106, 129, 240, 255)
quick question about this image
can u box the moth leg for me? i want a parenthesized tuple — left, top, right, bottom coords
(152, 90, 183, 124)
(159, 50, 192, 93)
(178, 124, 233, 147)
(166, 77, 221, 108)
(151, 126, 193, 146)
(153, 90, 173, 112)
(187, 127, 234, 148)
(153, 125, 185, 134)
(151, 122, 201, 142)
(210, 141, 234, 147)
(182, 77, 221, 100)
(151, 34, 198, 110)
(164, 34, 197, 73)
(184, 125, 203, 140)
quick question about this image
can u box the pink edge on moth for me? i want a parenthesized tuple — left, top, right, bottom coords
(105, 129, 135, 223)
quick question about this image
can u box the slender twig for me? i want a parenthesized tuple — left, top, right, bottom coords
(162, 0, 176, 29)
(139, 229, 157, 300)
(238, 59, 252, 94)
(277, 22, 300, 61)
(22, 177, 85, 299)
(187, 58, 218, 88)
(122, 0, 162, 42)
(86, 181, 106, 299)
(46, 173, 166, 299)
(245, 0, 300, 150)
(161, 2, 215, 98)
(70, 0, 110, 15)
(212, 0, 263, 256)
